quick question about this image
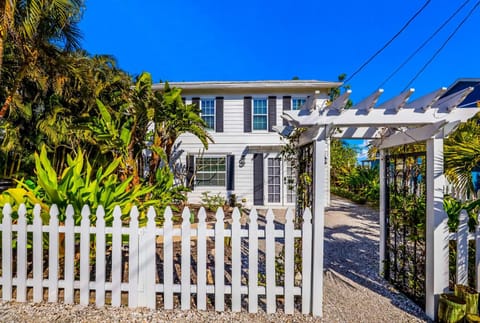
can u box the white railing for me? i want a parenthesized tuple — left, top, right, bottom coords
(0, 203, 313, 314)
(450, 209, 480, 290)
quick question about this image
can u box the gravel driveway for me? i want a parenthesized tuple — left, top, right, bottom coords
(0, 195, 430, 322)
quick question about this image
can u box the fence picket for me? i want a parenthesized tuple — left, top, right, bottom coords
(80, 205, 91, 305)
(265, 208, 276, 313)
(248, 208, 259, 313)
(181, 207, 192, 310)
(64, 205, 75, 304)
(111, 206, 122, 307)
(231, 207, 242, 312)
(128, 206, 139, 308)
(163, 207, 174, 309)
(145, 207, 157, 309)
(0, 203, 316, 315)
(48, 205, 60, 302)
(33, 204, 43, 302)
(215, 208, 225, 311)
(95, 206, 106, 306)
(284, 208, 295, 314)
(196, 207, 207, 310)
(2, 204, 13, 301)
(16, 204, 28, 302)
(457, 210, 468, 285)
(301, 208, 313, 314)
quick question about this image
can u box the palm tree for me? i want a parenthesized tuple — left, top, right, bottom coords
(0, 0, 84, 119)
(445, 114, 480, 197)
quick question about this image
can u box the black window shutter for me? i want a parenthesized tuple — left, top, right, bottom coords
(215, 97, 224, 133)
(186, 155, 195, 189)
(253, 153, 264, 205)
(268, 96, 276, 132)
(226, 155, 235, 190)
(192, 97, 200, 111)
(282, 96, 291, 126)
(244, 96, 252, 133)
(181, 97, 186, 104)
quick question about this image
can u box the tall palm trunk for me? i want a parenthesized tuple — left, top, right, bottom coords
(0, 0, 15, 80)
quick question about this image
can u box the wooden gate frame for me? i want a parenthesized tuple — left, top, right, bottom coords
(280, 86, 479, 319)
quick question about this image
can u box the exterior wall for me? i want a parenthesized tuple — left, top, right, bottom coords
(176, 90, 331, 207)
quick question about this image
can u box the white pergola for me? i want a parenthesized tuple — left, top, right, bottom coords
(280, 86, 479, 319)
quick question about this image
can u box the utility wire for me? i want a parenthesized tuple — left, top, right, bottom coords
(379, 0, 471, 89)
(403, 1, 480, 91)
(344, 0, 432, 84)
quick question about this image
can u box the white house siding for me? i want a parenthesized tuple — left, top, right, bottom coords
(162, 82, 339, 207)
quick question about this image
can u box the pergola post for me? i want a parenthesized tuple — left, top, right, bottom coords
(325, 138, 331, 206)
(379, 149, 386, 276)
(311, 135, 327, 316)
(425, 136, 449, 320)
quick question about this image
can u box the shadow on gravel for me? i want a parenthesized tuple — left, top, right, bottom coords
(324, 196, 431, 321)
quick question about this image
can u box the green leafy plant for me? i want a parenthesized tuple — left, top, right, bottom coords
(200, 191, 226, 212)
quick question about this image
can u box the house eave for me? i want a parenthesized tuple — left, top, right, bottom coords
(152, 80, 342, 95)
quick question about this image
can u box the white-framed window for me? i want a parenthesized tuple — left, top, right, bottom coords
(253, 98, 268, 130)
(201, 98, 215, 129)
(195, 156, 226, 187)
(292, 97, 306, 110)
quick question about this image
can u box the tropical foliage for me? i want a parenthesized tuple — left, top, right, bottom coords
(0, 0, 212, 219)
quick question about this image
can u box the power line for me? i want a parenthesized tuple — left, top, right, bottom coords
(378, 0, 471, 89)
(344, 0, 432, 84)
(403, 1, 480, 91)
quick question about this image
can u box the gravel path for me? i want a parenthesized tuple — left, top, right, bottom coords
(322, 196, 430, 322)
(0, 195, 430, 322)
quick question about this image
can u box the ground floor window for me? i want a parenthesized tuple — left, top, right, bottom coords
(195, 156, 226, 187)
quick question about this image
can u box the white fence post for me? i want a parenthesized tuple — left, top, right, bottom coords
(2, 204, 13, 301)
(248, 208, 259, 313)
(163, 207, 174, 309)
(111, 206, 122, 307)
(128, 206, 139, 308)
(284, 208, 295, 314)
(265, 208, 276, 314)
(138, 206, 156, 309)
(457, 210, 469, 285)
(17, 204, 28, 302)
(64, 205, 75, 304)
(80, 205, 91, 305)
(215, 207, 225, 311)
(196, 207, 207, 310)
(48, 205, 59, 302)
(231, 207, 242, 312)
(302, 207, 313, 314)
(95, 206, 106, 307)
(181, 207, 192, 310)
(33, 204, 43, 303)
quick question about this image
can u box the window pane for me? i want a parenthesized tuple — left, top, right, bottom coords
(253, 116, 267, 130)
(195, 156, 226, 187)
(201, 99, 215, 129)
(292, 98, 306, 110)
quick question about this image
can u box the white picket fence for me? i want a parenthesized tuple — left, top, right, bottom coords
(0, 203, 313, 314)
(450, 209, 480, 289)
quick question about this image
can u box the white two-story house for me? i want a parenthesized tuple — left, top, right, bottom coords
(153, 80, 341, 207)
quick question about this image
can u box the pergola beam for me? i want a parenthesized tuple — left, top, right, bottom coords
(374, 120, 447, 149)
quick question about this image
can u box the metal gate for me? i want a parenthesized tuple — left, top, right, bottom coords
(384, 151, 427, 307)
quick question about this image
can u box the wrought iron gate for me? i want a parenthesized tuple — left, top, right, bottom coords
(384, 151, 427, 307)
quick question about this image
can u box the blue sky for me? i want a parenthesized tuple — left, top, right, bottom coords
(79, 0, 480, 159)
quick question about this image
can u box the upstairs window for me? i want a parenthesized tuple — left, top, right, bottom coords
(253, 98, 268, 130)
(292, 97, 306, 110)
(201, 98, 215, 129)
